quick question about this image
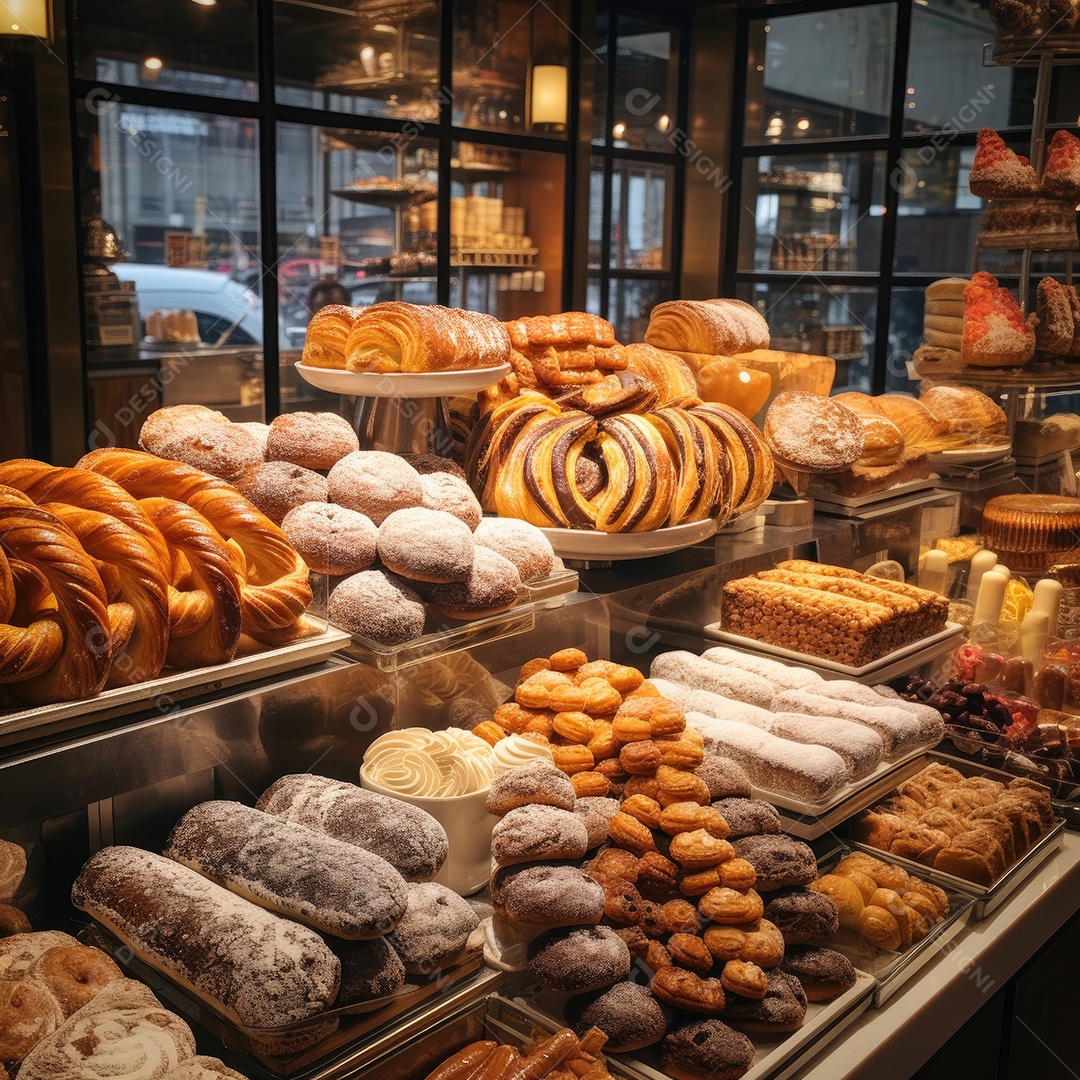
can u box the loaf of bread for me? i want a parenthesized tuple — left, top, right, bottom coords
(918, 385, 1006, 445)
(17, 977, 196, 1080)
(644, 298, 770, 356)
(71, 847, 340, 1029)
(256, 774, 449, 882)
(164, 800, 408, 939)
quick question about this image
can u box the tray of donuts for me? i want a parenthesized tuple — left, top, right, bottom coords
(67, 780, 496, 1077)
(841, 756, 1066, 919)
(800, 847, 974, 1007)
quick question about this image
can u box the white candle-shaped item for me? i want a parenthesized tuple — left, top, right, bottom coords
(973, 569, 1009, 627)
(919, 549, 948, 595)
(1032, 578, 1063, 640)
(966, 549, 998, 601)
(995, 564, 1011, 582)
(1020, 609, 1050, 666)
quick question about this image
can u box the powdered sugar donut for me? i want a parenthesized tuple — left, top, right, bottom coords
(328, 451, 423, 525)
(148, 421, 264, 482)
(377, 507, 475, 584)
(282, 502, 377, 576)
(234, 461, 329, 525)
(329, 570, 426, 645)
(267, 411, 359, 470)
(419, 547, 521, 618)
(473, 517, 555, 584)
(528, 925, 631, 993)
(388, 882, 479, 974)
(420, 472, 482, 529)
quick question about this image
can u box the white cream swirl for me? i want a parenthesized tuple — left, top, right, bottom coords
(491, 733, 554, 774)
(362, 727, 496, 796)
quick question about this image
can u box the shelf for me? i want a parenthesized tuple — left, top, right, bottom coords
(331, 186, 437, 209)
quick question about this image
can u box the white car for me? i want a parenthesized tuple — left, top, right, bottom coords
(111, 264, 265, 346)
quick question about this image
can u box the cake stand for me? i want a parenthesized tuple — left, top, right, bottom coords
(294, 362, 509, 455)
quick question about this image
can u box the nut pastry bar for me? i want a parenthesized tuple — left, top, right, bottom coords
(344, 302, 511, 373)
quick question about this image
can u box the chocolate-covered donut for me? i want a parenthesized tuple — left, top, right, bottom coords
(723, 969, 808, 1031)
(763, 888, 840, 944)
(731, 835, 817, 891)
(565, 981, 670, 1052)
(528, 925, 631, 992)
(662, 1019, 755, 1080)
(711, 798, 781, 839)
(779, 945, 857, 1002)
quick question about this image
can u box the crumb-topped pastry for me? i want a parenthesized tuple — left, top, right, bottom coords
(968, 129, 1038, 198)
(961, 272, 1034, 368)
(1043, 129, 1080, 201)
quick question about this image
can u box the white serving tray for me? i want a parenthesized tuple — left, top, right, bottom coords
(540, 518, 718, 561)
(701, 621, 964, 683)
(294, 362, 510, 398)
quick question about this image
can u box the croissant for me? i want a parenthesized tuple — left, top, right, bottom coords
(138, 496, 243, 668)
(78, 449, 311, 640)
(644, 299, 770, 356)
(301, 304, 356, 370)
(344, 302, 511, 373)
(624, 343, 699, 406)
(0, 486, 111, 705)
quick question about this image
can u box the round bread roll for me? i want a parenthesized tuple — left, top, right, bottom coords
(419, 472, 482, 530)
(138, 405, 229, 456)
(158, 1056, 250, 1079)
(388, 882, 479, 974)
(491, 805, 589, 866)
(662, 1019, 755, 1080)
(281, 501, 378, 576)
(329, 569, 427, 646)
(328, 451, 423, 525)
(236, 421, 271, 456)
(329, 937, 405, 1005)
(0, 977, 64, 1063)
(0, 931, 80, 981)
(565, 981, 670, 1052)
(144, 420, 264, 482)
(28, 944, 124, 1017)
(266, 411, 360, 470)
(233, 460, 329, 525)
(419, 547, 522, 619)
(763, 391, 864, 473)
(377, 507, 476, 584)
(528, 926, 631, 993)
(0, 905, 30, 937)
(472, 516, 555, 584)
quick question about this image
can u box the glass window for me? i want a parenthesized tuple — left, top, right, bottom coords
(611, 162, 672, 271)
(607, 278, 674, 343)
(739, 152, 887, 274)
(275, 0, 442, 122)
(588, 159, 605, 269)
(448, 144, 563, 319)
(73, 0, 258, 102)
(886, 286, 927, 394)
(746, 4, 897, 143)
(452, 0, 570, 136)
(738, 282, 876, 393)
(610, 16, 678, 152)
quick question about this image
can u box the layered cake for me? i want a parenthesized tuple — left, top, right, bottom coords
(981, 494, 1080, 574)
(978, 196, 1078, 250)
(1035, 275, 1080, 358)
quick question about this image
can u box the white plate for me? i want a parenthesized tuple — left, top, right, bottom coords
(294, 362, 510, 398)
(928, 440, 1012, 466)
(540, 517, 719, 561)
(702, 621, 964, 680)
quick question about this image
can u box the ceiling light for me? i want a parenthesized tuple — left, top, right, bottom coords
(2, 0, 50, 40)
(656, 114, 671, 132)
(191, 0, 217, 6)
(796, 118, 810, 131)
(143, 57, 163, 70)
(612, 122, 626, 139)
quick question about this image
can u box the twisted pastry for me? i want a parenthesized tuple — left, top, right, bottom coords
(554, 371, 659, 417)
(625, 343, 699, 406)
(647, 407, 729, 526)
(691, 403, 774, 516)
(78, 449, 311, 640)
(594, 414, 674, 532)
(37, 501, 169, 686)
(0, 486, 111, 704)
(0, 556, 63, 683)
(138, 497, 243, 669)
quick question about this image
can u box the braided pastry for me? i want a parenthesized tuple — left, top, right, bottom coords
(78, 449, 311, 640)
(138, 497, 243, 669)
(647, 407, 728, 525)
(0, 487, 111, 705)
(0, 554, 63, 684)
(594, 414, 674, 532)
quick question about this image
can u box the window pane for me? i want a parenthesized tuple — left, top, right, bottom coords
(275, 0, 442, 121)
(746, 4, 897, 142)
(74, 0, 257, 102)
(448, 145, 563, 319)
(588, 158, 605, 269)
(737, 282, 875, 393)
(611, 16, 678, 152)
(452, 0, 570, 136)
(885, 286, 925, 394)
(739, 153, 886, 274)
(611, 162, 672, 270)
(607, 278, 674, 342)
(904, 4, 1015, 133)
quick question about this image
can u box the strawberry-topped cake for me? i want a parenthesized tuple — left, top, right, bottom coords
(1042, 129, 1080, 200)
(961, 271, 1035, 368)
(968, 128, 1039, 198)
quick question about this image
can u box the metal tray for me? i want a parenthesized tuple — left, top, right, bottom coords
(701, 622, 964, 684)
(811, 846, 975, 1007)
(808, 477, 942, 515)
(338, 568, 579, 672)
(509, 972, 875, 1080)
(843, 753, 1067, 919)
(81, 920, 494, 1079)
(0, 619, 351, 744)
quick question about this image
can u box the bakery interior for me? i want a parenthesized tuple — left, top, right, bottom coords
(2, 0, 1080, 1078)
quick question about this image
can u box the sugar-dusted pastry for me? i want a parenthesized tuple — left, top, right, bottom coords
(968, 128, 1038, 198)
(962, 272, 1035, 368)
(763, 391, 864, 474)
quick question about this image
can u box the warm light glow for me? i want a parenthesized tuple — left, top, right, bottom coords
(796, 118, 810, 131)
(612, 121, 626, 139)
(1, 0, 49, 39)
(191, 0, 217, 6)
(738, 372, 751, 384)
(144, 56, 164, 70)
(656, 114, 671, 132)
(531, 64, 568, 127)
(765, 116, 784, 138)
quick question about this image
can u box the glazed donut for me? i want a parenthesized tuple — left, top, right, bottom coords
(0, 462, 171, 688)
(266, 410, 359, 470)
(28, 944, 124, 1017)
(0, 977, 64, 1064)
(78, 449, 312, 640)
(233, 461, 329, 526)
(136, 497, 243, 669)
(0, 488, 111, 705)
(527, 925, 631, 992)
